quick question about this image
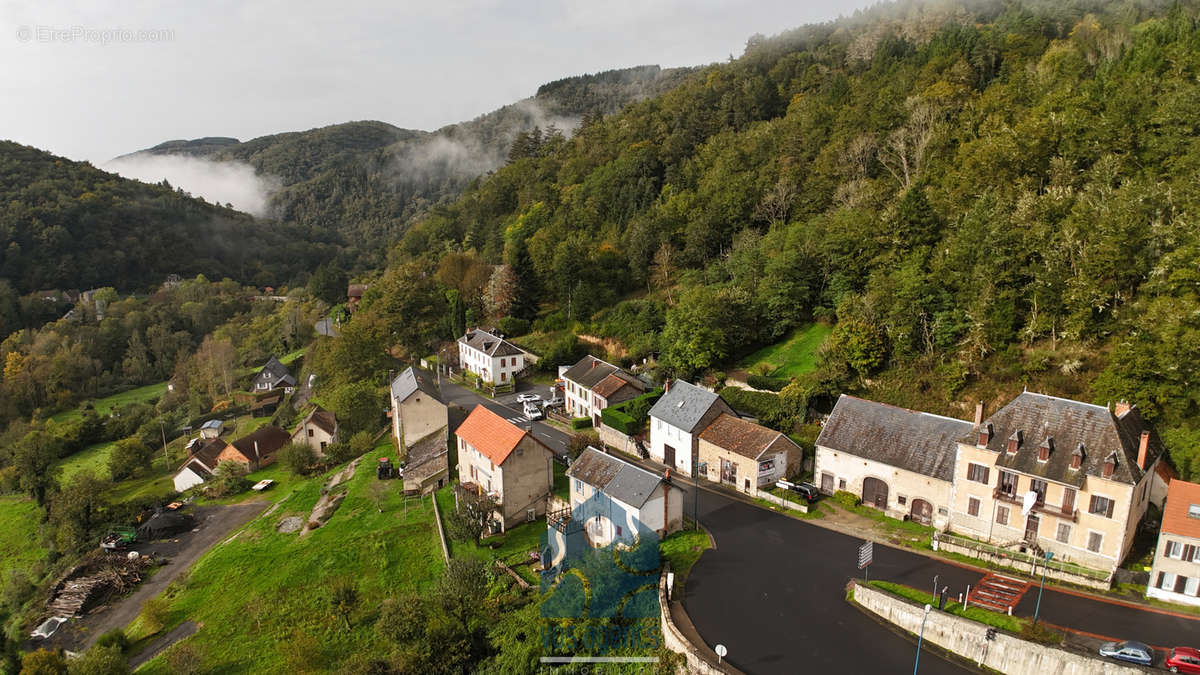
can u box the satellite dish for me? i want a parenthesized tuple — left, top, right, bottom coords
(1021, 490, 1038, 516)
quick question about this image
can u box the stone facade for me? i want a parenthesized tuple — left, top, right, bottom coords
(815, 446, 954, 529)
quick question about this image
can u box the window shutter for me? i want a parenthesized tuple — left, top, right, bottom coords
(1177, 575, 1190, 593)
(1157, 571, 1166, 589)
(1106, 498, 1114, 518)
(1185, 544, 1196, 562)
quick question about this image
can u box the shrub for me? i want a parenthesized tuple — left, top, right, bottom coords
(718, 387, 791, 430)
(570, 417, 592, 430)
(94, 629, 129, 653)
(66, 643, 126, 675)
(279, 442, 319, 476)
(1019, 621, 1062, 645)
(566, 431, 599, 459)
(746, 374, 787, 392)
(208, 460, 249, 497)
(600, 407, 637, 435)
(496, 316, 530, 337)
(107, 437, 154, 481)
(832, 490, 860, 508)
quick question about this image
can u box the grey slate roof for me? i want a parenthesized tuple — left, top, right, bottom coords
(648, 380, 729, 433)
(567, 447, 665, 509)
(199, 419, 222, 430)
(390, 366, 442, 404)
(816, 394, 972, 482)
(252, 356, 296, 389)
(403, 426, 449, 483)
(562, 355, 621, 389)
(458, 328, 523, 357)
(967, 392, 1161, 487)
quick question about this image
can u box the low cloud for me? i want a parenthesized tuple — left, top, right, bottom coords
(105, 154, 278, 217)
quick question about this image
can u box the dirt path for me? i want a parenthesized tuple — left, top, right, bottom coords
(128, 620, 197, 669)
(300, 456, 363, 536)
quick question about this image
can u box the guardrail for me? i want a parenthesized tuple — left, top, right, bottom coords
(935, 533, 1111, 584)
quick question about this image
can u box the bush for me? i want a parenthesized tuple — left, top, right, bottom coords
(496, 316, 530, 337)
(566, 431, 599, 460)
(279, 442, 319, 476)
(747, 374, 787, 392)
(600, 407, 637, 435)
(94, 629, 129, 653)
(208, 460, 249, 497)
(538, 334, 587, 372)
(107, 437, 154, 481)
(832, 490, 860, 508)
(349, 431, 374, 458)
(66, 643, 126, 675)
(718, 387, 790, 430)
(1019, 621, 1062, 645)
(570, 417, 593, 430)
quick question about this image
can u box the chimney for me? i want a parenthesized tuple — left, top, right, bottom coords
(590, 358, 597, 369)
(1037, 437, 1052, 463)
(1103, 451, 1116, 479)
(1138, 431, 1150, 470)
(664, 379, 672, 393)
(974, 402, 984, 426)
(1007, 430, 1022, 454)
(1070, 444, 1084, 470)
(1114, 400, 1132, 417)
(976, 423, 993, 448)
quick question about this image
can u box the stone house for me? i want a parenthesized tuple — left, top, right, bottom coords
(455, 405, 554, 531)
(561, 355, 645, 427)
(814, 394, 972, 529)
(457, 328, 526, 385)
(647, 380, 733, 477)
(389, 366, 447, 450)
(950, 394, 1160, 573)
(290, 405, 338, 454)
(1147, 479, 1200, 606)
(697, 413, 802, 491)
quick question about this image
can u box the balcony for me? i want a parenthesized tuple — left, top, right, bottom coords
(546, 506, 581, 535)
(993, 487, 1076, 522)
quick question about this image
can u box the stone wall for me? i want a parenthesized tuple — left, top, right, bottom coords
(598, 423, 639, 456)
(934, 535, 1112, 591)
(658, 572, 739, 674)
(852, 581, 1147, 675)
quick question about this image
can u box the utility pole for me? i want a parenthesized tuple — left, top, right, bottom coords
(160, 421, 169, 470)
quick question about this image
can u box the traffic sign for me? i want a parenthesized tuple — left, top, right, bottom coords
(715, 644, 727, 664)
(858, 540, 873, 569)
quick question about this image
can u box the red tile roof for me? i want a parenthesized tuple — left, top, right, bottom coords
(699, 413, 792, 461)
(455, 405, 529, 466)
(1162, 479, 1200, 540)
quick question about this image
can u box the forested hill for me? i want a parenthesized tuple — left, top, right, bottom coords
(121, 65, 694, 268)
(368, 1, 1200, 473)
(0, 141, 337, 294)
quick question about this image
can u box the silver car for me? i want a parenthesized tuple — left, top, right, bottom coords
(1098, 640, 1154, 666)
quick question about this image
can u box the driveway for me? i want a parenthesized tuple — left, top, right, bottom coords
(41, 501, 267, 652)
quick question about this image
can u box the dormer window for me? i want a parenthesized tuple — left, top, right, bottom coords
(1102, 451, 1117, 479)
(977, 423, 993, 448)
(1037, 437, 1053, 463)
(1070, 444, 1084, 470)
(1007, 430, 1022, 454)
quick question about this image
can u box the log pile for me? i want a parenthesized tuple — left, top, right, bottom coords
(46, 553, 156, 617)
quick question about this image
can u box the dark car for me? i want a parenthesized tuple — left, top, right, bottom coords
(777, 480, 820, 503)
(1098, 640, 1154, 666)
(1166, 646, 1200, 673)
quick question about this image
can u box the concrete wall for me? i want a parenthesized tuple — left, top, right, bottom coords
(852, 581, 1144, 675)
(396, 394, 448, 450)
(598, 423, 639, 456)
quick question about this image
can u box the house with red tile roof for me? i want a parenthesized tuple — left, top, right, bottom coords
(454, 405, 554, 531)
(561, 355, 646, 427)
(1147, 479, 1200, 606)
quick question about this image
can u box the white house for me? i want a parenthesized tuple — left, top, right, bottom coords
(172, 437, 227, 493)
(1147, 479, 1200, 606)
(251, 356, 296, 393)
(457, 328, 527, 385)
(647, 380, 733, 477)
(198, 419, 223, 439)
(561, 355, 645, 427)
(290, 405, 338, 454)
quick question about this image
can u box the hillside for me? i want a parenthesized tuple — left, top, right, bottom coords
(336, 0, 1200, 478)
(0, 141, 337, 294)
(121, 65, 695, 267)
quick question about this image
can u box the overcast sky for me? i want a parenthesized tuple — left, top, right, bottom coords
(1, 0, 877, 163)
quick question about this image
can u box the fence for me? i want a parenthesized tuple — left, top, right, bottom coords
(934, 533, 1112, 589)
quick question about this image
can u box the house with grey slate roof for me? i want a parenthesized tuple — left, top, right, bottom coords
(561, 355, 646, 427)
(546, 447, 683, 568)
(815, 394, 973, 529)
(457, 327, 528, 384)
(251, 356, 297, 393)
(389, 366, 448, 452)
(648, 380, 734, 477)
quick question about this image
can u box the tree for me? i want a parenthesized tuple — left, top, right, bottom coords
(649, 243, 677, 303)
(484, 264, 518, 318)
(330, 580, 359, 630)
(208, 460, 249, 497)
(436, 557, 489, 634)
(19, 649, 67, 675)
(308, 263, 348, 306)
(107, 438, 153, 481)
(327, 382, 384, 437)
(278, 442, 319, 476)
(12, 429, 62, 507)
(828, 318, 887, 381)
(66, 644, 126, 675)
(566, 431, 598, 460)
(48, 470, 111, 553)
(445, 489, 499, 546)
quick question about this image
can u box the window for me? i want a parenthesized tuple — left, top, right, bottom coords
(1061, 487, 1076, 514)
(1160, 572, 1178, 591)
(1187, 577, 1200, 597)
(616, 525, 622, 537)
(839, 478, 847, 490)
(1087, 531, 1103, 553)
(996, 505, 1009, 525)
(1089, 495, 1115, 518)
(759, 459, 775, 473)
(1167, 540, 1184, 559)
(307, 429, 314, 437)
(998, 471, 1018, 497)
(1176, 575, 1191, 594)
(967, 463, 990, 484)
(898, 495, 907, 506)
(1030, 478, 1048, 504)
(1190, 504, 1200, 519)
(574, 479, 583, 493)
(1056, 523, 1071, 543)
(968, 496, 981, 517)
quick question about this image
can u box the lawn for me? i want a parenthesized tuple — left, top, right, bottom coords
(659, 527, 711, 594)
(553, 461, 569, 500)
(0, 497, 49, 576)
(436, 486, 545, 584)
(55, 440, 119, 482)
(865, 580, 1026, 634)
(50, 381, 170, 423)
(736, 322, 833, 379)
(133, 445, 444, 673)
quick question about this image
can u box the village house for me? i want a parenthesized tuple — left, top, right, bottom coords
(950, 393, 1160, 573)
(401, 429, 450, 494)
(561, 355, 646, 427)
(173, 437, 228, 492)
(222, 425, 291, 472)
(455, 405, 554, 531)
(198, 419, 223, 439)
(546, 447, 683, 568)
(457, 327, 526, 385)
(1147, 479, 1200, 606)
(389, 366, 447, 450)
(648, 380, 733, 477)
(815, 394, 971, 529)
(347, 283, 367, 313)
(698, 413, 803, 491)
(251, 356, 297, 394)
(290, 405, 338, 454)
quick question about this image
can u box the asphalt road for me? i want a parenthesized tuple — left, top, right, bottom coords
(439, 377, 570, 458)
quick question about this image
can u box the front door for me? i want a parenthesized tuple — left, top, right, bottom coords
(663, 444, 675, 467)
(910, 499, 933, 525)
(720, 458, 737, 485)
(862, 477, 888, 510)
(1025, 514, 1040, 543)
(820, 472, 834, 494)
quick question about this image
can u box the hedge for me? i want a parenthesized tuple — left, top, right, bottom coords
(746, 374, 787, 392)
(571, 417, 593, 430)
(600, 406, 638, 435)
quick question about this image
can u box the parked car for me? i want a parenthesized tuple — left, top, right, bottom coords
(517, 393, 541, 403)
(541, 396, 563, 409)
(1166, 647, 1200, 673)
(524, 401, 544, 420)
(775, 480, 820, 503)
(1098, 640, 1154, 666)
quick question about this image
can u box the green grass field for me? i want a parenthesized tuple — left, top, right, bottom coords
(134, 446, 444, 673)
(659, 527, 711, 593)
(737, 323, 833, 379)
(0, 497, 49, 575)
(50, 381, 170, 423)
(55, 440, 120, 482)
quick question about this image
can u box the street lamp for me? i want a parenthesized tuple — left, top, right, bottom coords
(913, 603, 932, 675)
(1033, 550, 1054, 624)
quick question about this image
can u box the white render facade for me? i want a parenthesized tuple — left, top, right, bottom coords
(457, 329, 526, 384)
(815, 445, 954, 529)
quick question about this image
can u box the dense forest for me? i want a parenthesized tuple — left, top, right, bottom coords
(122, 65, 696, 268)
(0, 142, 338, 296)
(330, 0, 1200, 478)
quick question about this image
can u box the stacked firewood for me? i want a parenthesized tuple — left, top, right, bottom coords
(45, 553, 156, 617)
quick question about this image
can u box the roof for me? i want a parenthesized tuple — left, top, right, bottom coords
(252, 356, 296, 388)
(1161, 480, 1200, 539)
(967, 392, 1161, 487)
(699, 413, 797, 461)
(816, 395, 972, 482)
(648, 380, 729, 433)
(199, 419, 222, 430)
(390, 366, 442, 404)
(187, 437, 228, 471)
(567, 447, 666, 509)
(562, 355, 620, 389)
(593, 372, 644, 400)
(455, 405, 544, 465)
(347, 284, 367, 298)
(403, 427, 449, 482)
(296, 405, 337, 436)
(180, 458, 213, 479)
(458, 328, 523, 358)
(230, 426, 290, 463)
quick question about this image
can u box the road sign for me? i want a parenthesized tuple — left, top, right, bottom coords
(715, 644, 727, 664)
(858, 541, 874, 569)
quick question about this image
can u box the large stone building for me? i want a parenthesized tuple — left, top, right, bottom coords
(815, 395, 972, 529)
(455, 405, 555, 531)
(950, 394, 1160, 573)
(647, 380, 733, 477)
(697, 413, 802, 491)
(1147, 479, 1200, 606)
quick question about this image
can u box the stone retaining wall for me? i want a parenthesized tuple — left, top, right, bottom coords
(658, 572, 738, 674)
(852, 581, 1148, 675)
